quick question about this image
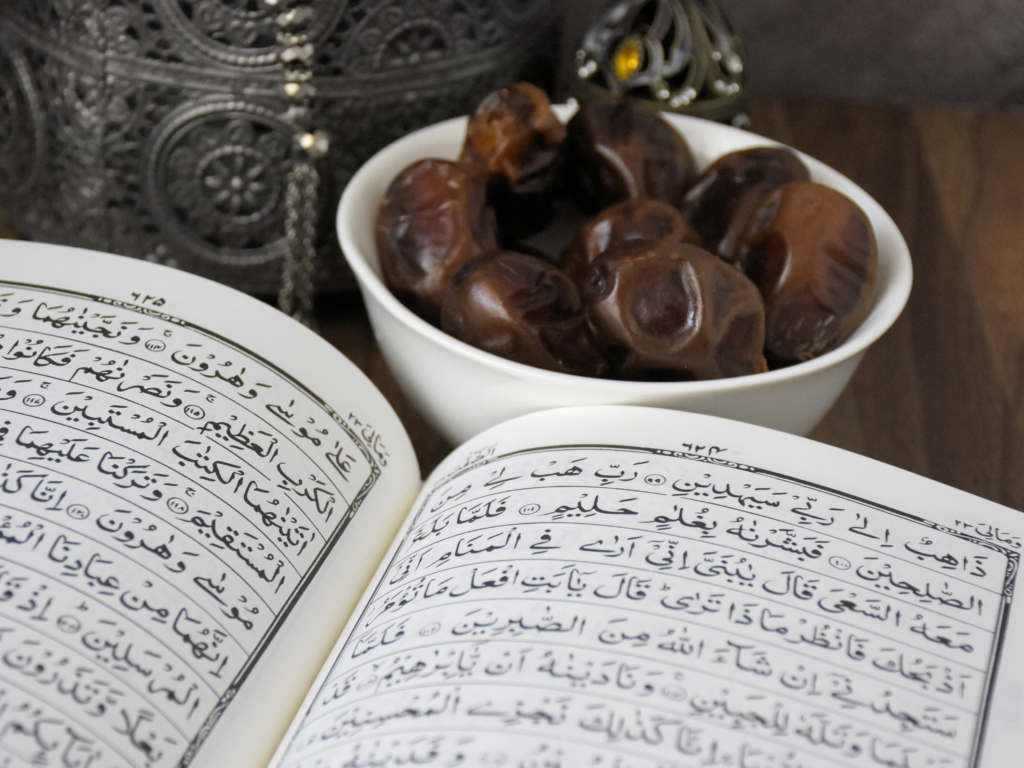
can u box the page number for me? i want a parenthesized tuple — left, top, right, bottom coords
(131, 292, 166, 307)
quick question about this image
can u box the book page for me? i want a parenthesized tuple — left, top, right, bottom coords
(0, 242, 421, 768)
(272, 405, 1023, 768)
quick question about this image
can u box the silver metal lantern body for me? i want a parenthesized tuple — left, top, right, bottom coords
(0, 0, 562, 293)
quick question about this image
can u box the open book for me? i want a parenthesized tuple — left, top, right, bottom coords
(0, 241, 1019, 768)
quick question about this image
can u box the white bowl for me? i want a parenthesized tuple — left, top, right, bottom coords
(338, 105, 913, 446)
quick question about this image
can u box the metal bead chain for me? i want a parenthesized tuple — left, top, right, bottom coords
(264, 0, 330, 330)
(282, 161, 320, 326)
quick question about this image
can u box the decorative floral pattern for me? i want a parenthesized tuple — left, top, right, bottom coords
(178, 0, 277, 50)
(153, 101, 292, 264)
(0, 42, 42, 200)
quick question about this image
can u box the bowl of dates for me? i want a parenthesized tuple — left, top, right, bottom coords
(338, 87, 912, 445)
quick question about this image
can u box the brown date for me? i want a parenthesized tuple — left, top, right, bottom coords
(682, 146, 810, 264)
(566, 96, 696, 211)
(376, 159, 498, 325)
(740, 180, 878, 364)
(581, 239, 767, 380)
(562, 197, 702, 287)
(441, 250, 609, 377)
(460, 82, 567, 196)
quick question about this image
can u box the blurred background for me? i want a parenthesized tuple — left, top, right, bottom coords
(565, 0, 1024, 110)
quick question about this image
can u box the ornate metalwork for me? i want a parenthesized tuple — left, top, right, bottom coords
(268, 0, 329, 329)
(0, 0, 562, 294)
(569, 0, 747, 124)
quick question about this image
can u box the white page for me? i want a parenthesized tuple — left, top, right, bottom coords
(272, 405, 1023, 768)
(0, 242, 421, 768)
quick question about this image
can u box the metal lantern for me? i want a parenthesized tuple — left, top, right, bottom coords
(568, 0, 747, 125)
(0, 0, 563, 294)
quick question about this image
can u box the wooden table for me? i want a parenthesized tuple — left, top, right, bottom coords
(744, 97, 1024, 514)
(5, 96, 1023, 511)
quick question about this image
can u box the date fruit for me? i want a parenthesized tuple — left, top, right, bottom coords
(740, 180, 878, 363)
(460, 82, 567, 196)
(682, 146, 809, 264)
(562, 197, 702, 286)
(441, 250, 609, 377)
(581, 239, 767, 380)
(566, 96, 696, 211)
(375, 85, 884, 383)
(376, 159, 498, 324)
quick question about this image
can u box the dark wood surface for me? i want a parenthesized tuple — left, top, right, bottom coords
(321, 96, 1024, 513)
(744, 98, 1024, 513)
(5, 96, 1023, 511)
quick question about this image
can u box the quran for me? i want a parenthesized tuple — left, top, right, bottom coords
(0, 241, 1019, 768)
